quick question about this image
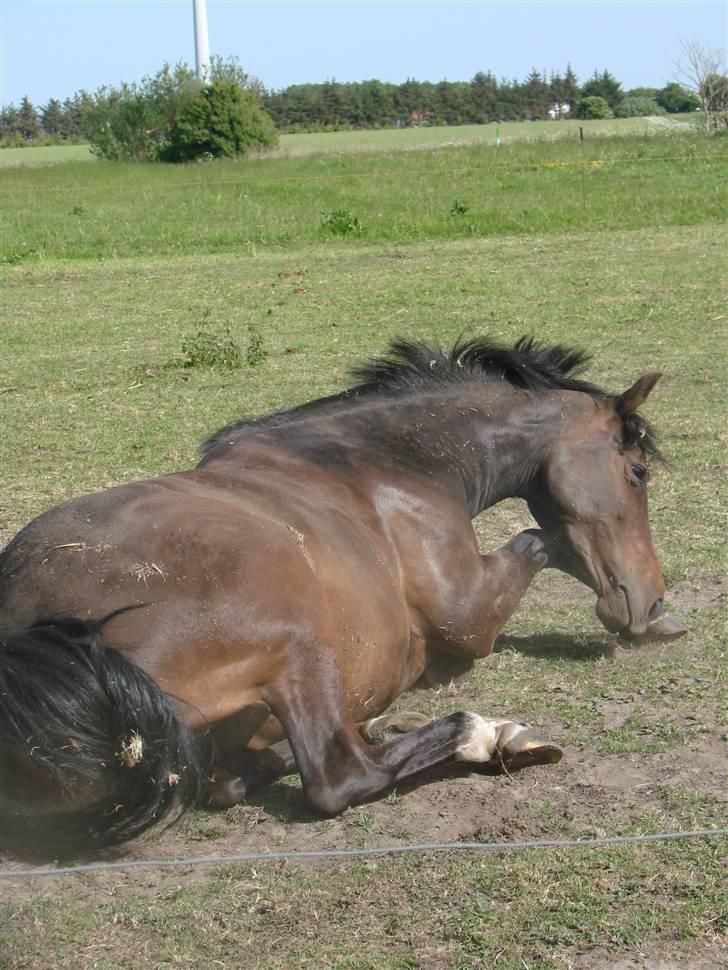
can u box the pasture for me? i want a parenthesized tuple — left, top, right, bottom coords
(0, 114, 698, 169)
(0, 121, 726, 968)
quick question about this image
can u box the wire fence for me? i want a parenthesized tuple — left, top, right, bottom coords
(2, 827, 726, 881)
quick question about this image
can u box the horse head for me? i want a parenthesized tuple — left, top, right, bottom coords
(526, 373, 665, 640)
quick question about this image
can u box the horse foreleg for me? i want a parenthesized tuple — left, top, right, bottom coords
(425, 529, 548, 673)
(474, 528, 549, 646)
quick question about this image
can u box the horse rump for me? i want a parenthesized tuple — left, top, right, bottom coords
(0, 612, 209, 860)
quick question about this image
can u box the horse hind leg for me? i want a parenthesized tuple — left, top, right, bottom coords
(267, 660, 563, 816)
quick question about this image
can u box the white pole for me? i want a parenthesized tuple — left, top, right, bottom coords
(193, 0, 210, 82)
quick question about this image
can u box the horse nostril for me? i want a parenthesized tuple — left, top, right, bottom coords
(648, 597, 664, 623)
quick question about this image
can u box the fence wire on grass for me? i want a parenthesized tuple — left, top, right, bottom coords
(1, 828, 726, 880)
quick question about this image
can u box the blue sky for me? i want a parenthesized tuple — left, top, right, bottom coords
(1, 0, 726, 107)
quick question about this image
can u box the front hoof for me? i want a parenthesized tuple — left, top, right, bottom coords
(495, 723, 563, 772)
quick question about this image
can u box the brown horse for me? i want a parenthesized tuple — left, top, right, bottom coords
(0, 336, 667, 859)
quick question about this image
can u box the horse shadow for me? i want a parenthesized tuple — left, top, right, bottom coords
(494, 631, 619, 661)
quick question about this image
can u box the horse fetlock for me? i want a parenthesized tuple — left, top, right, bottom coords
(304, 783, 351, 817)
(454, 713, 500, 763)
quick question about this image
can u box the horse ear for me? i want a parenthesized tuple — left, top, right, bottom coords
(617, 372, 662, 416)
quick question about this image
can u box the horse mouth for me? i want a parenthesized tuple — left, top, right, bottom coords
(598, 584, 669, 641)
(596, 585, 641, 638)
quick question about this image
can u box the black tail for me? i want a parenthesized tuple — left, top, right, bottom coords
(0, 612, 209, 860)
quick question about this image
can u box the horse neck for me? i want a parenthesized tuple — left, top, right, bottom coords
(346, 383, 570, 517)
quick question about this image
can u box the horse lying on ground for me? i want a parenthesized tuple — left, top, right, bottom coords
(0, 336, 670, 859)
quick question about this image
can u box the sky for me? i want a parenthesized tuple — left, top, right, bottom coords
(1, 0, 726, 108)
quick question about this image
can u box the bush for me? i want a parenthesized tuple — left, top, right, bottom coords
(84, 64, 199, 161)
(162, 81, 278, 162)
(614, 96, 666, 118)
(656, 83, 700, 114)
(181, 326, 242, 368)
(319, 208, 364, 236)
(576, 96, 612, 120)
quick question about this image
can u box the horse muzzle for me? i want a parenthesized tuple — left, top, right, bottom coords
(596, 585, 664, 640)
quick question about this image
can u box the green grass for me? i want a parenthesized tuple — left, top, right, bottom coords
(0, 143, 94, 168)
(2, 226, 725, 583)
(1, 127, 725, 262)
(1, 126, 726, 968)
(0, 115, 700, 170)
(2, 838, 726, 969)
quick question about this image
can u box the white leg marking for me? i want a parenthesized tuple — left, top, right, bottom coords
(454, 713, 500, 763)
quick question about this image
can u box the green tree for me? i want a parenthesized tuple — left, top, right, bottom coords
(469, 71, 498, 123)
(163, 80, 278, 161)
(627, 86, 660, 99)
(0, 104, 19, 142)
(17, 96, 39, 140)
(522, 68, 550, 120)
(40, 99, 64, 136)
(561, 64, 581, 113)
(576, 95, 612, 119)
(581, 70, 624, 110)
(655, 82, 699, 113)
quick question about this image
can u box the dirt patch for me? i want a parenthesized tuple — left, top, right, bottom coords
(664, 574, 726, 615)
(4, 728, 726, 903)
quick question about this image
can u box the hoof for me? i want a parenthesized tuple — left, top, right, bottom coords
(621, 612, 689, 645)
(361, 711, 431, 744)
(495, 723, 564, 772)
(205, 772, 247, 809)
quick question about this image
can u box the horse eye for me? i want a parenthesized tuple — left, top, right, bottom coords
(630, 464, 648, 485)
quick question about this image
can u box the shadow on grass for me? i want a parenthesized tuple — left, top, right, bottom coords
(494, 631, 617, 661)
(244, 755, 536, 827)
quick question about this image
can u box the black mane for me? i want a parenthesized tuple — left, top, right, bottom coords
(201, 336, 659, 459)
(350, 335, 598, 395)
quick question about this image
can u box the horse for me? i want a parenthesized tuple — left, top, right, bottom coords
(0, 336, 667, 859)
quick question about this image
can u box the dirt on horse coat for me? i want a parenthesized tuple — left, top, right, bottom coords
(0, 337, 666, 858)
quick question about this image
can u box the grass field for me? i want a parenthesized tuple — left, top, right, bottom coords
(0, 115, 700, 169)
(2, 122, 724, 265)
(1, 121, 727, 969)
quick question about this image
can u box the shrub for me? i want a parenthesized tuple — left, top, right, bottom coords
(614, 96, 666, 118)
(576, 96, 612, 120)
(181, 326, 242, 368)
(656, 83, 701, 114)
(162, 81, 278, 162)
(320, 208, 364, 236)
(84, 64, 199, 161)
(245, 326, 268, 367)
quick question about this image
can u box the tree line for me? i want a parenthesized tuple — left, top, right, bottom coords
(0, 62, 705, 148)
(262, 70, 700, 130)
